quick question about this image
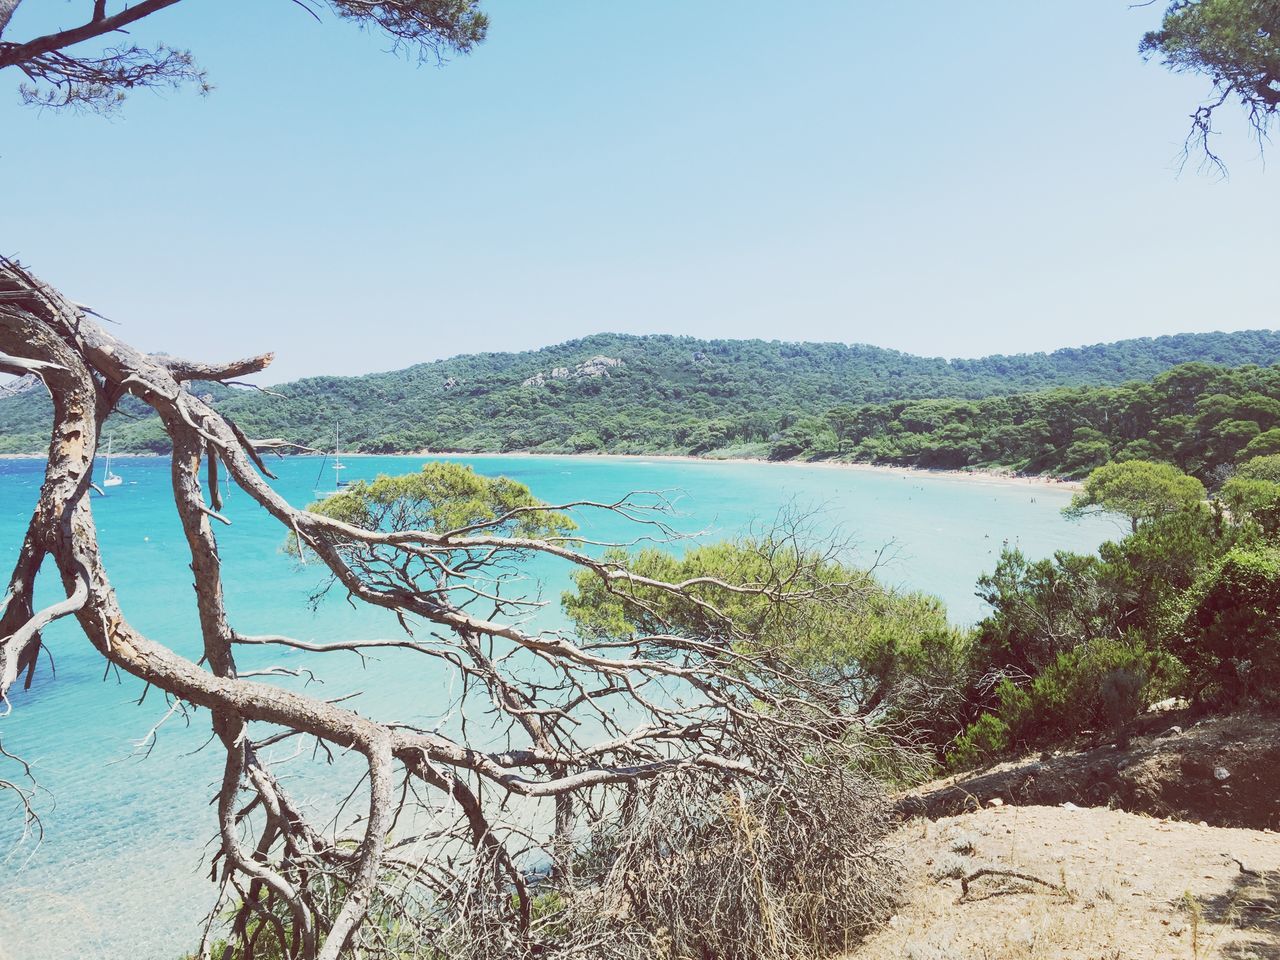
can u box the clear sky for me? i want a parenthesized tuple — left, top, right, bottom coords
(1, 1, 1276, 383)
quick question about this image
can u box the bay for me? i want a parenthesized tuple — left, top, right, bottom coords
(0, 454, 1115, 959)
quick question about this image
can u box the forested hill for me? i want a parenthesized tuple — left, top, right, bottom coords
(3, 329, 1280, 457)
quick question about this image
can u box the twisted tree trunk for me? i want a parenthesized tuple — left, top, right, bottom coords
(0, 258, 887, 959)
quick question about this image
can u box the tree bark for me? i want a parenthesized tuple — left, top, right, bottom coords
(0, 0, 23, 40)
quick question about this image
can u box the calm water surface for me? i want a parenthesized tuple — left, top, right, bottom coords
(0, 454, 1115, 959)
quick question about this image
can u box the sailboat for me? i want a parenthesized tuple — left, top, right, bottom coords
(314, 424, 351, 497)
(101, 437, 123, 488)
(333, 423, 350, 489)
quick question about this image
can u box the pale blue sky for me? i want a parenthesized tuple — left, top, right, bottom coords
(1, 1, 1276, 383)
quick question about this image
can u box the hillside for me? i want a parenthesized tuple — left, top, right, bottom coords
(776, 361, 1280, 480)
(3, 329, 1280, 456)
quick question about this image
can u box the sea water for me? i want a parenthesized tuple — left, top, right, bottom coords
(0, 454, 1116, 959)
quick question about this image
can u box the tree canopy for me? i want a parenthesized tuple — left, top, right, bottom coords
(562, 537, 972, 760)
(6, 331, 1280, 468)
(1171, 542, 1280, 704)
(305, 461, 576, 543)
(1141, 0, 1280, 171)
(1064, 460, 1206, 531)
(0, 0, 487, 111)
(1219, 452, 1280, 532)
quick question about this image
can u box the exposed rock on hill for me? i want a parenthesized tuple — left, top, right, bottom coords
(521, 355, 624, 387)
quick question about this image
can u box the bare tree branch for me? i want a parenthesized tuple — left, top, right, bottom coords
(0, 0, 488, 112)
(0, 256, 902, 959)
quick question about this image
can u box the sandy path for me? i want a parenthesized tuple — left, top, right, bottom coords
(848, 804, 1280, 960)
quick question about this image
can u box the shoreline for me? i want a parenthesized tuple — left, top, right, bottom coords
(0, 448, 1082, 491)
(408, 450, 1085, 490)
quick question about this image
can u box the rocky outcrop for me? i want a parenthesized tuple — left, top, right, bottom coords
(522, 356, 624, 387)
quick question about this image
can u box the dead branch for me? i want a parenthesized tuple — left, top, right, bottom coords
(959, 867, 1067, 899)
(0, 256, 903, 959)
(160, 351, 275, 383)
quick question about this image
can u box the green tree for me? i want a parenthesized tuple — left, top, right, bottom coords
(562, 538, 971, 751)
(1060, 426, 1113, 476)
(767, 416, 833, 460)
(1141, 0, 1280, 172)
(1241, 426, 1280, 458)
(1171, 543, 1280, 705)
(303, 461, 576, 545)
(1065, 460, 1206, 532)
(567, 429, 604, 452)
(0, 0, 487, 112)
(1209, 418, 1262, 464)
(1220, 453, 1280, 532)
(972, 549, 1109, 678)
(1098, 507, 1225, 636)
(1231, 451, 1280, 482)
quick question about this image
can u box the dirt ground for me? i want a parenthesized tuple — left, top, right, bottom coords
(846, 804, 1280, 960)
(900, 712, 1280, 831)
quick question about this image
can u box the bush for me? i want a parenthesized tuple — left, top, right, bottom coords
(948, 711, 1012, 769)
(972, 549, 1108, 678)
(1017, 639, 1166, 742)
(948, 639, 1172, 767)
(1096, 507, 1224, 637)
(1220, 455, 1280, 534)
(1101, 666, 1146, 748)
(1171, 544, 1280, 706)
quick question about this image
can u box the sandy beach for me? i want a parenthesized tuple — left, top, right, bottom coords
(1, 448, 1083, 490)
(406, 450, 1085, 491)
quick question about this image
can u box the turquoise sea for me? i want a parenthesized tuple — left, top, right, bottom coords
(0, 454, 1116, 959)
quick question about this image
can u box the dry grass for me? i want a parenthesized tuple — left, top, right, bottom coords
(559, 766, 903, 960)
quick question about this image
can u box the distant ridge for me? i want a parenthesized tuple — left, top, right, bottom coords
(3, 329, 1280, 457)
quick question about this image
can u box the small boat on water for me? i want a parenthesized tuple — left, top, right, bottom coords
(102, 437, 123, 488)
(314, 423, 353, 497)
(334, 423, 350, 489)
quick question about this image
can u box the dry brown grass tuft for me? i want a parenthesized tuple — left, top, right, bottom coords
(560, 764, 903, 960)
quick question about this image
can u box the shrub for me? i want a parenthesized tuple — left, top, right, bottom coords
(948, 639, 1171, 767)
(972, 549, 1108, 678)
(948, 712, 1012, 769)
(1220, 455, 1280, 534)
(1017, 639, 1165, 742)
(1171, 544, 1280, 706)
(1096, 507, 1224, 637)
(1100, 666, 1146, 748)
